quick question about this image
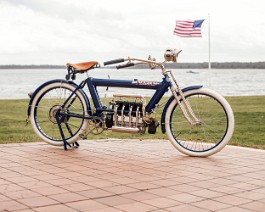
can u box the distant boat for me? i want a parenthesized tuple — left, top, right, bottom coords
(186, 70, 199, 74)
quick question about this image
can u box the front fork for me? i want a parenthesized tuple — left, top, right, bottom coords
(168, 70, 201, 126)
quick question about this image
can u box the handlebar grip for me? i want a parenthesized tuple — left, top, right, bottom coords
(104, 58, 124, 66)
(116, 63, 135, 69)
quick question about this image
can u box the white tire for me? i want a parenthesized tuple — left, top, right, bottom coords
(30, 81, 88, 146)
(165, 88, 234, 157)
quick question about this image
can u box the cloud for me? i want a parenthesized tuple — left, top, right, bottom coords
(1, 0, 265, 64)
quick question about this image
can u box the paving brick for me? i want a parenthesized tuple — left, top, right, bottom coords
(209, 185, 245, 194)
(49, 192, 87, 203)
(169, 184, 202, 193)
(0, 184, 25, 193)
(15, 209, 36, 212)
(151, 179, 181, 187)
(127, 182, 160, 190)
(146, 187, 181, 197)
(100, 185, 138, 194)
(115, 202, 157, 212)
(217, 206, 254, 212)
(192, 189, 226, 198)
(89, 207, 124, 212)
(78, 188, 114, 199)
(18, 196, 58, 207)
(169, 193, 205, 203)
(31, 185, 68, 195)
(4, 189, 41, 199)
(35, 204, 77, 212)
(213, 195, 252, 206)
(6, 176, 36, 183)
(0, 194, 11, 202)
(95, 195, 135, 206)
(192, 199, 231, 211)
(109, 177, 138, 185)
(46, 178, 75, 186)
(240, 201, 265, 212)
(235, 191, 265, 201)
(121, 191, 160, 201)
(66, 199, 107, 211)
(82, 179, 119, 188)
(32, 174, 62, 181)
(142, 197, 180, 208)
(60, 182, 94, 192)
(167, 204, 210, 212)
(0, 200, 29, 211)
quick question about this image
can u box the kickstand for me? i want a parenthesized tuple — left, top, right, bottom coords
(64, 122, 80, 148)
(55, 114, 71, 150)
(72, 141, 79, 148)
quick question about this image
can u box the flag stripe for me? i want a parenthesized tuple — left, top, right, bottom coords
(174, 30, 202, 36)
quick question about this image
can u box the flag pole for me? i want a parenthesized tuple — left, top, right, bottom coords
(208, 13, 211, 70)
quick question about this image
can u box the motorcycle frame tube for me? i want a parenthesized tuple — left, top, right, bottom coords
(86, 76, 171, 114)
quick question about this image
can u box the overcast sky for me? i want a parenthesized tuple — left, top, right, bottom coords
(1, 0, 265, 65)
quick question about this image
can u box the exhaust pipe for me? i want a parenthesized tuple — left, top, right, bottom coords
(111, 126, 139, 134)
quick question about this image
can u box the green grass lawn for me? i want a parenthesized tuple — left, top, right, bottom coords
(0, 96, 264, 149)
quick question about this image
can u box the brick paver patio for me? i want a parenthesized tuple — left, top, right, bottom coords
(0, 139, 264, 212)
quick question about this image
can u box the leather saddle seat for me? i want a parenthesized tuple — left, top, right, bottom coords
(66, 61, 98, 71)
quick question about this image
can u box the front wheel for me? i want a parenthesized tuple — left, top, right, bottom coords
(29, 81, 88, 146)
(165, 88, 234, 157)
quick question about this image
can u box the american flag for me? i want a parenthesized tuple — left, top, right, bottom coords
(174, 19, 205, 37)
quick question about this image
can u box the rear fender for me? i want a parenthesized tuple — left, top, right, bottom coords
(27, 79, 91, 117)
(160, 85, 203, 134)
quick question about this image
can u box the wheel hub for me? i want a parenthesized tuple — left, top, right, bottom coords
(48, 105, 68, 124)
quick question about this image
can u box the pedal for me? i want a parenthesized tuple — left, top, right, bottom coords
(79, 134, 87, 139)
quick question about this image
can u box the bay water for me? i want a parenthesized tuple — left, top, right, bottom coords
(0, 68, 264, 99)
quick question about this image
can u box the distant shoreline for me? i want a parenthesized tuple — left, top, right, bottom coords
(0, 62, 265, 69)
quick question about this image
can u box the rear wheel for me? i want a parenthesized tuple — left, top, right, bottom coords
(30, 81, 88, 146)
(165, 88, 234, 157)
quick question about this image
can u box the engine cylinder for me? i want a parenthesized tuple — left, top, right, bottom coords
(108, 94, 146, 133)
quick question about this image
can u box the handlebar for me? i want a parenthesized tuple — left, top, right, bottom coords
(116, 63, 135, 69)
(103, 49, 182, 71)
(104, 58, 125, 66)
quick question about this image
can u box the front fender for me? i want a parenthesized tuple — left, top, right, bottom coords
(27, 79, 91, 117)
(160, 85, 203, 134)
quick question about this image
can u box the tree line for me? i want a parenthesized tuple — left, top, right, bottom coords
(1, 62, 265, 69)
(137, 62, 265, 69)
